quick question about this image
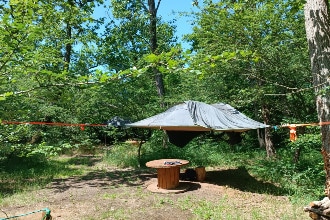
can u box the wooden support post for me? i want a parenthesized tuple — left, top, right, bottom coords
(157, 167, 180, 189)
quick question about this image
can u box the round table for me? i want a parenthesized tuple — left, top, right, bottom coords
(146, 159, 189, 189)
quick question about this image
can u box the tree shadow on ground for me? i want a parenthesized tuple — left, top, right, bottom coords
(204, 166, 287, 196)
(66, 155, 102, 166)
(50, 161, 203, 194)
(50, 168, 157, 193)
(0, 155, 104, 197)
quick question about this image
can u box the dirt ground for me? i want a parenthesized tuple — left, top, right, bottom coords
(0, 156, 309, 220)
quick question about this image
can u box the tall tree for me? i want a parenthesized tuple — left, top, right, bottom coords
(0, 0, 105, 153)
(304, 0, 330, 197)
(147, 0, 165, 106)
(0, 0, 103, 96)
(106, 0, 177, 107)
(187, 0, 313, 157)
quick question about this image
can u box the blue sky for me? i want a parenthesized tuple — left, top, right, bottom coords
(94, 0, 200, 49)
(157, 0, 199, 44)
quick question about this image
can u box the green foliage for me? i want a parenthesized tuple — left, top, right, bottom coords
(100, 0, 178, 73)
(185, 0, 313, 126)
(287, 131, 321, 152)
(27, 142, 76, 157)
(249, 129, 324, 199)
(0, 0, 110, 158)
(249, 147, 324, 200)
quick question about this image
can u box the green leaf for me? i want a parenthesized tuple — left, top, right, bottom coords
(158, 66, 167, 73)
(99, 74, 109, 83)
(144, 54, 159, 63)
(239, 50, 252, 57)
(167, 60, 178, 68)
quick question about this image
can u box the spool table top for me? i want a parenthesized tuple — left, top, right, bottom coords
(146, 159, 189, 169)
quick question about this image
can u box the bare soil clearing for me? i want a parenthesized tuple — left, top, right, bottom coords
(0, 155, 308, 220)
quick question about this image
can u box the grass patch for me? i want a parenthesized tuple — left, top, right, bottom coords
(0, 155, 85, 199)
(176, 194, 305, 219)
(104, 144, 140, 168)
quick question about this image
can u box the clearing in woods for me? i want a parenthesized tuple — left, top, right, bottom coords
(0, 155, 308, 220)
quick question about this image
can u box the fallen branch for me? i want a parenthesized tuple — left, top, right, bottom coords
(305, 197, 330, 219)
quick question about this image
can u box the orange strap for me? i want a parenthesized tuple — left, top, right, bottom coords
(1, 121, 107, 131)
(289, 126, 297, 142)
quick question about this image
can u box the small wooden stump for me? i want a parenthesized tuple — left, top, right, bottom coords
(157, 167, 180, 189)
(195, 166, 206, 182)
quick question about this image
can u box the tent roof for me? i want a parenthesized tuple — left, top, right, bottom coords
(126, 100, 268, 132)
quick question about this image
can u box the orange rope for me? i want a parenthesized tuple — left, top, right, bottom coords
(1, 121, 107, 131)
(279, 121, 330, 142)
(280, 121, 330, 127)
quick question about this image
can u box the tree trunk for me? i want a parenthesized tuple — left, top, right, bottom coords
(304, 0, 330, 197)
(264, 127, 275, 158)
(64, 23, 72, 71)
(64, 0, 74, 71)
(255, 103, 266, 148)
(148, 0, 158, 53)
(257, 128, 266, 149)
(261, 105, 276, 157)
(148, 0, 165, 106)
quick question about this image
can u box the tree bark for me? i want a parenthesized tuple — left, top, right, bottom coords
(64, 0, 74, 72)
(64, 23, 72, 71)
(257, 128, 266, 149)
(261, 105, 276, 157)
(147, 0, 165, 106)
(148, 0, 158, 53)
(304, 0, 330, 197)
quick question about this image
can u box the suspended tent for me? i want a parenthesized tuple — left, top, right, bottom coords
(126, 100, 269, 147)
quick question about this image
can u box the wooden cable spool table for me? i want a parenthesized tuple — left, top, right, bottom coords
(146, 159, 189, 189)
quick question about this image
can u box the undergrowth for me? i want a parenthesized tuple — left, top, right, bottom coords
(0, 130, 325, 209)
(104, 131, 325, 203)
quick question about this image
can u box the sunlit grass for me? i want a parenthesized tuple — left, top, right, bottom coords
(176, 194, 306, 220)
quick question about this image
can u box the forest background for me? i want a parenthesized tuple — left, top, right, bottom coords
(0, 0, 326, 211)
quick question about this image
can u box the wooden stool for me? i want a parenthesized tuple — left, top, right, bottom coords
(195, 166, 206, 182)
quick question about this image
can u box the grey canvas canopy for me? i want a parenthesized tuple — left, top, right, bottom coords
(126, 100, 268, 147)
